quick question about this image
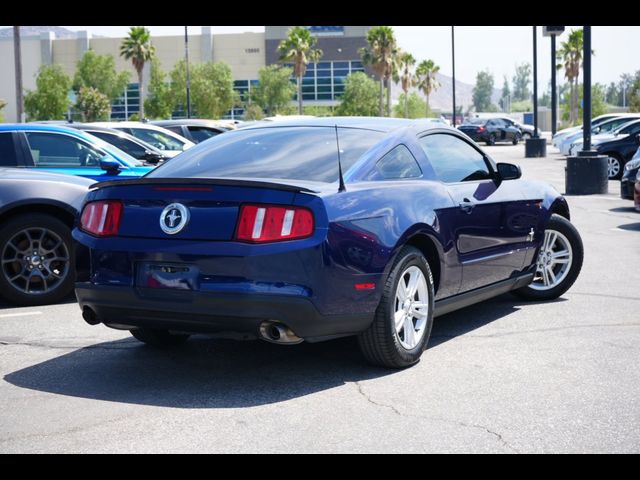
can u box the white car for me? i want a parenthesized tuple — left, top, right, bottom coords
(89, 122, 195, 158)
(552, 114, 628, 148)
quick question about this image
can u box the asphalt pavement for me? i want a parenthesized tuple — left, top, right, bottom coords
(1, 144, 639, 453)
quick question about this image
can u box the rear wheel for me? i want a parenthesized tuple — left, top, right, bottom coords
(358, 246, 434, 369)
(130, 328, 190, 347)
(512, 133, 521, 145)
(513, 214, 583, 301)
(0, 214, 74, 306)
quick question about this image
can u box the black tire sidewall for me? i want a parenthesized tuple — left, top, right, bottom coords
(382, 248, 435, 363)
(515, 214, 583, 301)
(0, 213, 75, 306)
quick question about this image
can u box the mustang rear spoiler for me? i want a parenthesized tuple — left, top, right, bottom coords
(90, 177, 320, 194)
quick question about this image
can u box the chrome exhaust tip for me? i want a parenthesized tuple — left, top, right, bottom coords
(259, 321, 303, 345)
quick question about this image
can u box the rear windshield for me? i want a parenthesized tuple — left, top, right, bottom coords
(464, 118, 486, 125)
(146, 126, 385, 183)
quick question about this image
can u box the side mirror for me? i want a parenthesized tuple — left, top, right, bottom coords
(496, 162, 522, 181)
(99, 158, 121, 173)
(142, 151, 163, 165)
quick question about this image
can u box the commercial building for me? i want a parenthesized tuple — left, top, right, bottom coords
(0, 26, 371, 122)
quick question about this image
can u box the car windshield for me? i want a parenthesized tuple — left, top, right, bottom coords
(614, 120, 640, 135)
(146, 126, 385, 183)
(129, 128, 186, 151)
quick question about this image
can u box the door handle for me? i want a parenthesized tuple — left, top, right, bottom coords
(459, 198, 475, 214)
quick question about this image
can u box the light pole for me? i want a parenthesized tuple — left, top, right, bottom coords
(13, 26, 24, 123)
(185, 26, 192, 119)
(525, 26, 546, 157)
(543, 26, 565, 136)
(451, 26, 456, 127)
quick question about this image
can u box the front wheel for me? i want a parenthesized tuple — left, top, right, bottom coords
(358, 246, 435, 369)
(512, 133, 522, 145)
(486, 134, 497, 146)
(513, 214, 583, 301)
(606, 154, 623, 180)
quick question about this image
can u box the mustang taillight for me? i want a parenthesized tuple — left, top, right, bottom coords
(235, 205, 314, 243)
(80, 200, 123, 237)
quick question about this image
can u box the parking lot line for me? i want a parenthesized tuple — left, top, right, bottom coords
(0, 311, 43, 319)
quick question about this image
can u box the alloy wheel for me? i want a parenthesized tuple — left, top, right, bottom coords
(394, 266, 430, 349)
(530, 229, 573, 291)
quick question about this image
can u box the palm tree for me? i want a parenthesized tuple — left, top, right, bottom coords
(277, 27, 323, 115)
(360, 26, 398, 117)
(557, 29, 583, 125)
(394, 52, 416, 118)
(120, 26, 155, 120)
(416, 59, 441, 117)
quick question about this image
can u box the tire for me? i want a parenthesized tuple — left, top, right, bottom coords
(523, 132, 532, 140)
(486, 134, 496, 146)
(358, 246, 435, 369)
(513, 214, 583, 301)
(606, 153, 624, 180)
(0, 213, 75, 306)
(512, 133, 521, 145)
(130, 328, 190, 348)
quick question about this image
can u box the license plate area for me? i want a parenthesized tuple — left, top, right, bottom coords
(136, 263, 200, 291)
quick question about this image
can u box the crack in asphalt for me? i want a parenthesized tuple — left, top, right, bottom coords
(352, 382, 519, 453)
(0, 340, 137, 351)
(569, 292, 640, 302)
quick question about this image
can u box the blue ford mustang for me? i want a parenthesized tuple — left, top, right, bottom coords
(74, 118, 584, 368)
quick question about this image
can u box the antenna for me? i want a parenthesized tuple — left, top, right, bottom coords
(335, 125, 346, 193)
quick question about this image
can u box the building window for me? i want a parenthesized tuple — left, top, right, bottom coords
(111, 83, 140, 121)
(285, 60, 366, 103)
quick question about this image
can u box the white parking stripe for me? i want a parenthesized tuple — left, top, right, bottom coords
(0, 311, 43, 319)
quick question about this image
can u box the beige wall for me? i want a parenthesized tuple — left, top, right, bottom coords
(213, 33, 264, 79)
(51, 38, 79, 76)
(0, 36, 42, 122)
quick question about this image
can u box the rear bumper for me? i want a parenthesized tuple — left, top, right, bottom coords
(621, 177, 635, 200)
(75, 283, 373, 342)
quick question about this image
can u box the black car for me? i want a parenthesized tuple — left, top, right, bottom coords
(0, 168, 92, 306)
(458, 118, 522, 145)
(149, 120, 231, 144)
(67, 124, 168, 165)
(495, 117, 539, 139)
(621, 149, 640, 200)
(593, 119, 640, 180)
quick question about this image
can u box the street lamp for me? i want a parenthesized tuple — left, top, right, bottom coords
(451, 26, 456, 127)
(543, 26, 565, 136)
(525, 26, 547, 157)
(185, 26, 192, 119)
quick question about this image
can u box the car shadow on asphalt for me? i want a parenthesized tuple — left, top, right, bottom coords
(616, 222, 640, 231)
(3, 293, 566, 409)
(0, 293, 78, 311)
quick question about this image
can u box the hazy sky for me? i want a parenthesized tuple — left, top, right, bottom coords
(46, 26, 640, 88)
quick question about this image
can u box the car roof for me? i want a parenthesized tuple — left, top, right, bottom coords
(0, 123, 99, 139)
(151, 119, 232, 128)
(239, 116, 445, 133)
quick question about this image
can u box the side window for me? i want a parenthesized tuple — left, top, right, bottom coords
(187, 126, 221, 143)
(164, 126, 184, 136)
(375, 145, 422, 179)
(0, 132, 18, 167)
(623, 122, 640, 135)
(91, 132, 147, 159)
(25, 132, 106, 168)
(419, 134, 492, 183)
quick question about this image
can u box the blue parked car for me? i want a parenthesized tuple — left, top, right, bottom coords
(74, 118, 584, 368)
(0, 124, 153, 181)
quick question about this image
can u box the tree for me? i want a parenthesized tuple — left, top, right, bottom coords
(336, 72, 379, 116)
(360, 26, 398, 117)
(0, 99, 6, 122)
(144, 58, 173, 119)
(393, 92, 429, 119)
(619, 73, 635, 107)
(512, 62, 531, 101)
(73, 49, 130, 102)
(500, 75, 511, 112)
(24, 65, 71, 121)
(277, 26, 323, 115)
(120, 26, 155, 120)
(170, 60, 237, 119)
(394, 52, 416, 118)
(416, 59, 440, 117)
(629, 72, 640, 113)
(76, 86, 111, 122)
(561, 84, 608, 122)
(557, 29, 585, 125)
(243, 104, 265, 121)
(250, 65, 296, 116)
(472, 70, 495, 112)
